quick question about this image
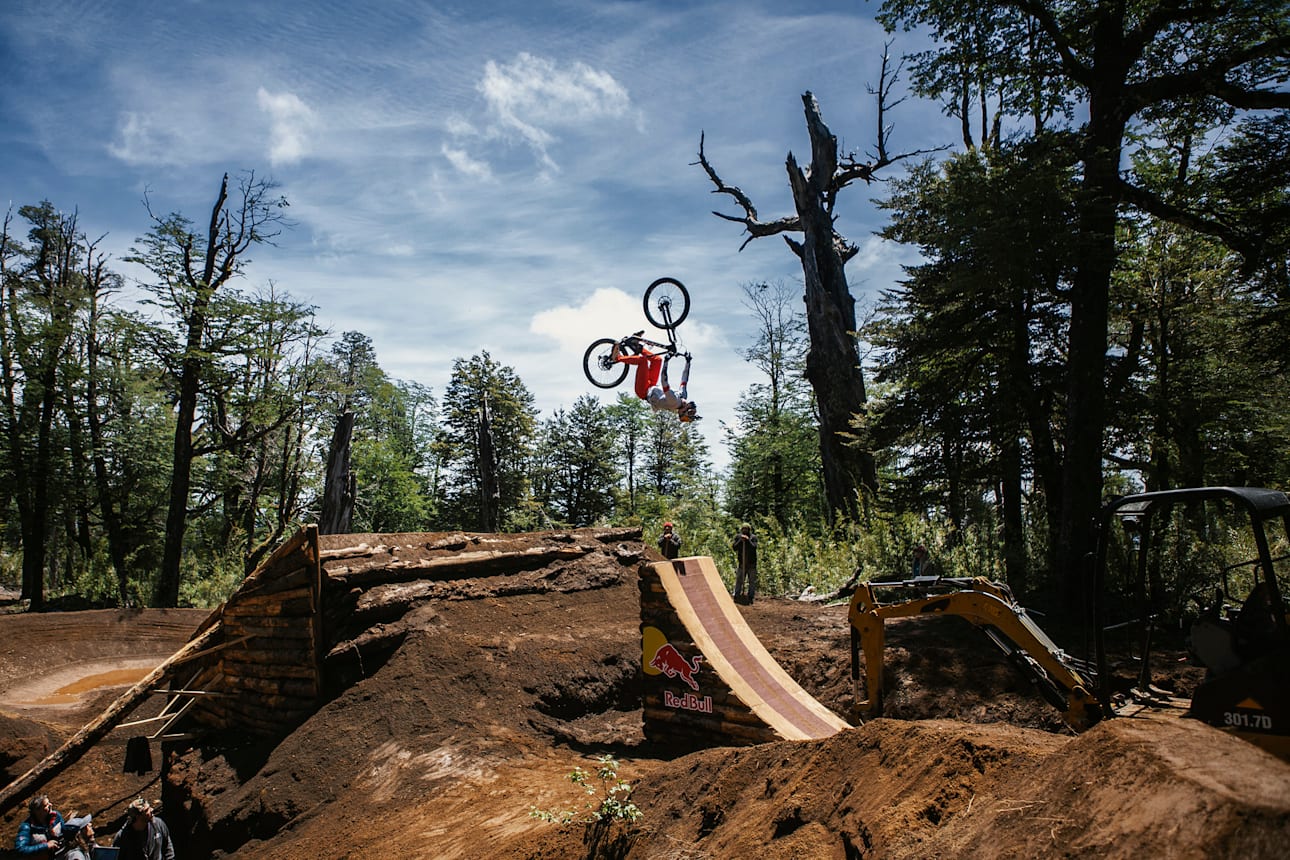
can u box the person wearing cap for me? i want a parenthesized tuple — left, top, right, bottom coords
(658, 522, 682, 560)
(14, 794, 64, 856)
(731, 524, 759, 605)
(54, 814, 95, 860)
(112, 798, 174, 860)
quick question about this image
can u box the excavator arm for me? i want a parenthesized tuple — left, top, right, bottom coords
(847, 576, 1104, 731)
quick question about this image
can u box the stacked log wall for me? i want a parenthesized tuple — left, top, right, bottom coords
(189, 526, 323, 736)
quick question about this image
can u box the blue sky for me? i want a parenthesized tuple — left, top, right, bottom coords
(1, 0, 945, 472)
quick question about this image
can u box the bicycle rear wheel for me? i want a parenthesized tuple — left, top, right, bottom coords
(643, 277, 690, 330)
(583, 338, 630, 389)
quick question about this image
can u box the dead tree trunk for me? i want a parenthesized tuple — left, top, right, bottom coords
(478, 397, 499, 532)
(319, 410, 355, 535)
(785, 98, 879, 519)
(697, 67, 939, 522)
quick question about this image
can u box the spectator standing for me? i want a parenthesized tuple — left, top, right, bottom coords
(912, 544, 938, 578)
(731, 524, 759, 604)
(658, 522, 682, 560)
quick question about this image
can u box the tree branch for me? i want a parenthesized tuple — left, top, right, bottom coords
(1117, 178, 1261, 264)
(1009, 0, 1094, 85)
(694, 132, 802, 250)
(1126, 33, 1290, 109)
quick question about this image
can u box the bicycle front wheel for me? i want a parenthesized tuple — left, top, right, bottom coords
(643, 277, 690, 330)
(583, 338, 630, 389)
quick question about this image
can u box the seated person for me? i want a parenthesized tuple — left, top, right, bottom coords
(15, 794, 65, 857)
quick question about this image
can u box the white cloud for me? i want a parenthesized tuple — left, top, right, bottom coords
(441, 144, 494, 180)
(474, 52, 632, 171)
(257, 87, 316, 166)
(107, 112, 165, 165)
(531, 287, 638, 353)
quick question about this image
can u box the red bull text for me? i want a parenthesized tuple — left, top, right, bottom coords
(664, 690, 713, 713)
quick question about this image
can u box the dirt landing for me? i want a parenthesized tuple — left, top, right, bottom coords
(2, 542, 1289, 859)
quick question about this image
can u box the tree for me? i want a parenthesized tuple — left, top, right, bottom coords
(82, 308, 174, 603)
(128, 172, 289, 606)
(437, 351, 536, 530)
(315, 333, 439, 535)
(0, 203, 91, 609)
(878, 0, 1290, 595)
(537, 396, 620, 526)
(723, 281, 824, 527)
(201, 286, 325, 572)
(697, 56, 940, 522)
(606, 393, 650, 514)
(872, 138, 1077, 581)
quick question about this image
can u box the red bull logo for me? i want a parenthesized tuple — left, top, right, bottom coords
(643, 626, 714, 714)
(642, 625, 704, 691)
(650, 643, 704, 691)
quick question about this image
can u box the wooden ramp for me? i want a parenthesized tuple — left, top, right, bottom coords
(640, 556, 850, 748)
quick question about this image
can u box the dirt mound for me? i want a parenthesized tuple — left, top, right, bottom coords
(2, 535, 1288, 859)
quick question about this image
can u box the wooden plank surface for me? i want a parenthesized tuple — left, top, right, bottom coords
(647, 556, 849, 742)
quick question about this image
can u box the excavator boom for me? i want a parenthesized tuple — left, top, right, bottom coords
(848, 576, 1103, 731)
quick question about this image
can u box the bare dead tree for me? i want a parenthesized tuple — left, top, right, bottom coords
(319, 410, 356, 535)
(478, 396, 499, 532)
(131, 172, 290, 606)
(696, 50, 943, 521)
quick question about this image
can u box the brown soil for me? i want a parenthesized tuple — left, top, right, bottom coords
(2, 534, 1288, 859)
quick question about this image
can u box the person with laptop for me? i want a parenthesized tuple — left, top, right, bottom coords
(111, 799, 173, 860)
(53, 814, 95, 860)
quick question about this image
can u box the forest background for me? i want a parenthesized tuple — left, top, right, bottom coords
(3, 1, 1289, 616)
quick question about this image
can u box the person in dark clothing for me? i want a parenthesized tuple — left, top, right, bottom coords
(659, 522, 682, 559)
(112, 798, 174, 860)
(732, 524, 758, 604)
(911, 544, 938, 578)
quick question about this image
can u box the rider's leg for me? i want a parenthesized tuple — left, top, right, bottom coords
(634, 351, 662, 400)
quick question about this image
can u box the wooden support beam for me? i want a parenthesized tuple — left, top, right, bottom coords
(0, 623, 223, 816)
(150, 694, 201, 741)
(169, 634, 251, 666)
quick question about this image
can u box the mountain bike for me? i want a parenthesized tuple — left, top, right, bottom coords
(583, 277, 691, 389)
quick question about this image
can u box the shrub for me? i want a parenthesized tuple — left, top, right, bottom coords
(529, 755, 642, 825)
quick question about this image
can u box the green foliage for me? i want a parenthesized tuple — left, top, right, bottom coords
(529, 755, 641, 825)
(437, 351, 537, 530)
(177, 538, 248, 608)
(871, 139, 1076, 536)
(533, 395, 621, 526)
(724, 281, 826, 526)
(350, 380, 437, 533)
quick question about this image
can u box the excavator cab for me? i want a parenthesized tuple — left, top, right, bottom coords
(1091, 486, 1290, 758)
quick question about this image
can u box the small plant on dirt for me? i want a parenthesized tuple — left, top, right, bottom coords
(530, 754, 642, 825)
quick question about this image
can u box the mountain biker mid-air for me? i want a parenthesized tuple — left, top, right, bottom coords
(612, 337, 699, 422)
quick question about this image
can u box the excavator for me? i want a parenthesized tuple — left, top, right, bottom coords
(848, 486, 1290, 758)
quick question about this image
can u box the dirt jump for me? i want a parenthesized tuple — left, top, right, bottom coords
(2, 528, 1289, 859)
